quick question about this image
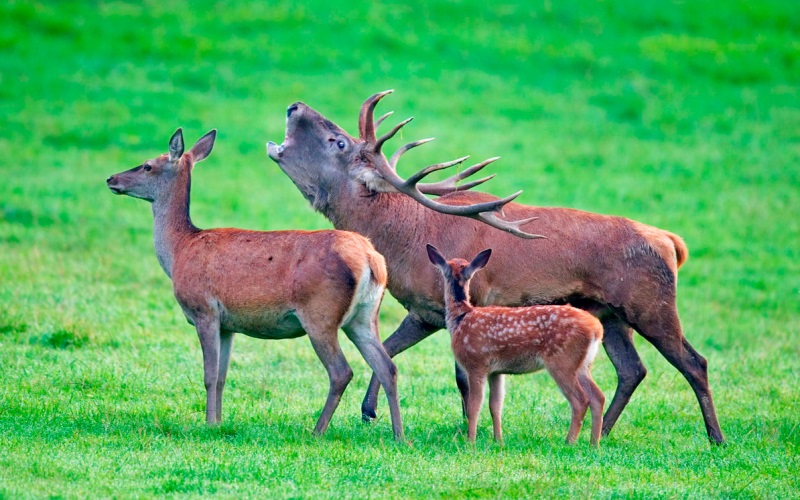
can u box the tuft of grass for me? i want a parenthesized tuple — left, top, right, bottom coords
(29, 328, 90, 350)
(0, 320, 27, 336)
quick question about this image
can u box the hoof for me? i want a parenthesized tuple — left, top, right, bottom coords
(710, 436, 727, 447)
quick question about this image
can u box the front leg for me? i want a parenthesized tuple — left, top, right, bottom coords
(488, 373, 505, 443)
(215, 331, 235, 421)
(361, 313, 439, 421)
(195, 316, 222, 424)
(306, 329, 353, 436)
(466, 373, 487, 443)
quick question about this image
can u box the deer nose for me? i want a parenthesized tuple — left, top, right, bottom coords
(106, 176, 114, 184)
(287, 103, 299, 118)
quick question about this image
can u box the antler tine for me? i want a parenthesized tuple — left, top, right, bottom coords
(434, 189, 524, 216)
(410, 185, 545, 238)
(418, 157, 500, 195)
(372, 149, 545, 238)
(389, 138, 435, 169)
(375, 111, 394, 130)
(374, 117, 414, 154)
(419, 174, 496, 196)
(476, 213, 543, 239)
(359, 89, 394, 141)
(405, 156, 470, 186)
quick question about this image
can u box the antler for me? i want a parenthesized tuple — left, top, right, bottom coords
(390, 141, 497, 196)
(359, 91, 545, 239)
(359, 90, 395, 142)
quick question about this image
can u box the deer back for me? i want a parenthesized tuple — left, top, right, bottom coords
(169, 229, 384, 337)
(267, 92, 687, 329)
(453, 305, 603, 375)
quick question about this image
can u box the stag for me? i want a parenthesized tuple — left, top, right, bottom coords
(266, 91, 724, 444)
(107, 128, 403, 440)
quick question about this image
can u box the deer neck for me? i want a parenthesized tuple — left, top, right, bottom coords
(323, 184, 425, 259)
(151, 170, 198, 278)
(442, 280, 474, 333)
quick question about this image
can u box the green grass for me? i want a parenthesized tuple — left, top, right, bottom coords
(1, 0, 799, 497)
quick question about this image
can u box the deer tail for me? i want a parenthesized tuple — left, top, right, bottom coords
(366, 247, 388, 288)
(665, 231, 689, 268)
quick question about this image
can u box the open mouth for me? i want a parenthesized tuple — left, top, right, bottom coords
(266, 141, 285, 160)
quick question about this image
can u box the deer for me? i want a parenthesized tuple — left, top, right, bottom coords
(426, 244, 605, 445)
(106, 128, 404, 440)
(266, 90, 725, 445)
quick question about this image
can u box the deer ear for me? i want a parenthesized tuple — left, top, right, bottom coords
(426, 244, 447, 270)
(169, 128, 184, 162)
(465, 248, 492, 279)
(189, 129, 217, 164)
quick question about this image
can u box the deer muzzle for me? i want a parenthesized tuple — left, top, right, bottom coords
(266, 141, 284, 160)
(106, 175, 124, 194)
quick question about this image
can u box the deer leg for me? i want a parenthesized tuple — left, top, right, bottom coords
(635, 307, 725, 444)
(550, 369, 589, 444)
(306, 331, 353, 436)
(361, 313, 439, 421)
(195, 315, 221, 424)
(215, 331, 235, 421)
(466, 372, 486, 443)
(488, 373, 505, 443)
(600, 314, 647, 436)
(343, 308, 404, 441)
(578, 372, 605, 446)
(456, 363, 469, 419)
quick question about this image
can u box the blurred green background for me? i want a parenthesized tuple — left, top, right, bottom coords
(1, 0, 798, 497)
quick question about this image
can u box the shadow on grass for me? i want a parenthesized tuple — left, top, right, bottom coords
(28, 328, 90, 349)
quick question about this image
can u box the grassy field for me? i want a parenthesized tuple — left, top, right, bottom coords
(1, 0, 798, 497)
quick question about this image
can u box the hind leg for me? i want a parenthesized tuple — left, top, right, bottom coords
(302, 320, 354, 436)
(578, 372, 605, 446)
(456, 363, 469, 419)
(601, 314, 647, 436)
(633, 306, 725, 444)
(361, 313, 439, 421)
(550, 368, 589, 444)
(344, 306, 404, 441)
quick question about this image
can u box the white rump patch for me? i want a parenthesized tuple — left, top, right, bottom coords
(582, 338, 601, 372)
(339, 263, 382, 329)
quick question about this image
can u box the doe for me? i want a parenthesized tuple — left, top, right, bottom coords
(106, 128, 403, 440)
(427, 244, 605, 445)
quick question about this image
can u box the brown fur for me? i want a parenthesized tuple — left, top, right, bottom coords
(267, 94, 724, 444)
(429, 246, 605, 445)
(107, 129, 404, 440)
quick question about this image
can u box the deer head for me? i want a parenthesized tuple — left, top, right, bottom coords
(107, 128, 216, 203)
(426, 244, 492, 305)
(267, 91, 543, 238)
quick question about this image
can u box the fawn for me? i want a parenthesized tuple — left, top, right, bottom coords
(106, 128, 403, 440)
(426, 244, 605, 445)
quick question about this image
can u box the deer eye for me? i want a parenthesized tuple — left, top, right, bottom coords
(143, 164, 152, 172)
(336, 140, 346, 150)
